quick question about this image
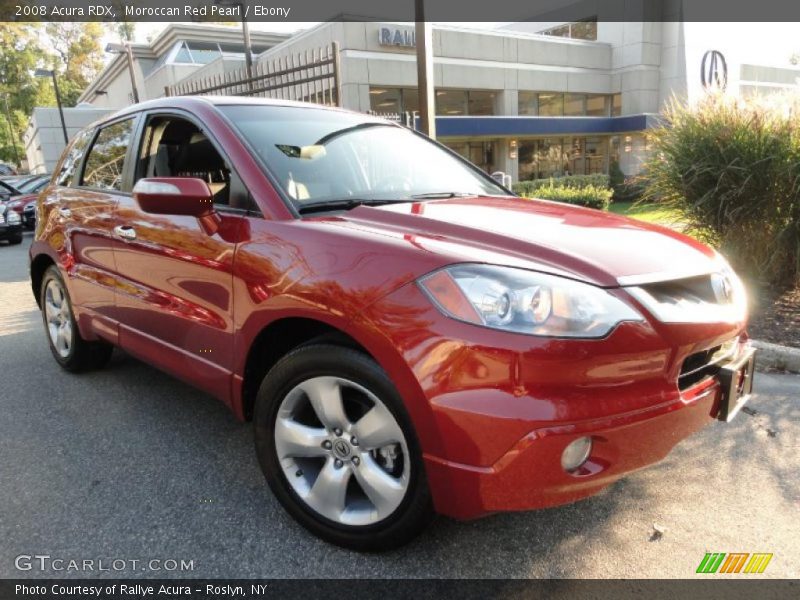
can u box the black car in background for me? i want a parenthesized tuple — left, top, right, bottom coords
(0, 202, 22, 245)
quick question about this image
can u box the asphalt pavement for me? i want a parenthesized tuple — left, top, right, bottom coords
(1, 233, 798, 578)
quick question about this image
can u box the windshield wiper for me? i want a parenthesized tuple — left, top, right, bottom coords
(296, 198, 415, 215)
(410, 192, 478, 199)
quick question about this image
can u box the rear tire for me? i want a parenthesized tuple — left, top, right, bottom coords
(254, 344, 434, 551)
(8, 232, 22, 245)
(40, 266, 113, 372)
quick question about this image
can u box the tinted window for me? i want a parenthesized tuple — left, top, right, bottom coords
(81, 119, 134, 191)
(137, 116, 234, 208)
(57, 130, 93, 187)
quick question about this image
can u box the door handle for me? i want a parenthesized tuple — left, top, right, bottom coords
(58, 207, 71, 218)
(114, 225, 137, 241)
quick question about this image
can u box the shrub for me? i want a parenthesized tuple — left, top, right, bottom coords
(643, 92, 800, 287)
(519, 183, 612, 210)
(513, 173, 609, 197)
(609, 161, 625, 189)
(608, 161, 644, 203)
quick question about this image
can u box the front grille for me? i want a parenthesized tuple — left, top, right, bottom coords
(678, 339, 738, 390)
(642, 274, 718, 305)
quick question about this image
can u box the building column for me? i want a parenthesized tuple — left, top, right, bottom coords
(494, 90, 518, 184)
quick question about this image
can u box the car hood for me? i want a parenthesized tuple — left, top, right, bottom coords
(325, 196, 719, 287)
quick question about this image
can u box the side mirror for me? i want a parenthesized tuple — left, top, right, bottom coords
(133, 177, 221, 234)
(133, 177, 214, 217)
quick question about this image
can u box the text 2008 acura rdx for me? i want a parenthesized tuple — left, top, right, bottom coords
(30, 97, 755, 551)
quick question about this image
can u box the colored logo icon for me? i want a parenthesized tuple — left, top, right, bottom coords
(696, 552, 773, 574)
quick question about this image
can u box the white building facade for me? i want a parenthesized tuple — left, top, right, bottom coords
(27, 21, 800, 178)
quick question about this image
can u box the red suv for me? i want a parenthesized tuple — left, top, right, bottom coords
(30, 97, 755, 551)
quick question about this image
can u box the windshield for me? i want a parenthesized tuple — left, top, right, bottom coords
(219, 105, 509, 210)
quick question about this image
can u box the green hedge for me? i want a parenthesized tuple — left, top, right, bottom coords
(643, 93, 800, 287)
(513, 174, 609, 196)
(518, 184, 612, 210)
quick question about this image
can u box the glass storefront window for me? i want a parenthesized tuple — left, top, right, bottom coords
(564, 93, 585, 116)
(468, 91, 496, 116)
(612, 93, 622, 116)
(517, 136, 615, 180)
(444, 141, 497, 174)
(402, 88, 419, 114)
(585, 137, 606, 174)
(173, 42, 193, 63)
(586, 94, 609, 117)
(536, 138, 565, 178)
(518, 141, 537, 180)
(518, 91, 537, 116)
(567, 137, 585, 175)
(537, 93, 563, 116)
(436, 90, 468, 115)
(369, 88, 402, 113)
(609, 136, 621, 165)
(186, 41, 222, 65)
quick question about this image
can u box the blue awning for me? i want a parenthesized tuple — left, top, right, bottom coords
(424, 114, 660, 138)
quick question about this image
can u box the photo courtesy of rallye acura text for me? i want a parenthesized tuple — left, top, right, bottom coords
(29, 96, 756, 551)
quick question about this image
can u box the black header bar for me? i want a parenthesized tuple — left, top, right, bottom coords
(4, 0, 800, 22)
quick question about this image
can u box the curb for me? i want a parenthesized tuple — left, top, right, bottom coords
(752, 340, 800, 374)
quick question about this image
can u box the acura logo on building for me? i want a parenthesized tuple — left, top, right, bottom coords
(701, 50, 728, 91)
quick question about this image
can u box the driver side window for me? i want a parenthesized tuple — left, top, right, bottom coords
(135, 115, 259, 213)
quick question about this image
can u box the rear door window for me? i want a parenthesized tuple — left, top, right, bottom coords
(57, 129, 93, 187)
(81, 119, 135, 191)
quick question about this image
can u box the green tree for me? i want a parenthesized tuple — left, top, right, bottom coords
(115, 22, 136, 42)
(45, 23, 105, 106)
(0, 23, 52, 165)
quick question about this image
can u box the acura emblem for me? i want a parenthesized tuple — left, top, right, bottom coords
(712, 273, 734, 303)
(701, 50, 728, 91)
(333, 439, 351, 458)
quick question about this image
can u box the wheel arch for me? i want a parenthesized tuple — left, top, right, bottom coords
(236, 311, 436, 447)
(239, 316, 374, 422)
(30, 252, 57, 307)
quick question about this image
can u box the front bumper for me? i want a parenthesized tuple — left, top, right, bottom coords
(364, 281, 749, 520)
(423, 377, 722, 519)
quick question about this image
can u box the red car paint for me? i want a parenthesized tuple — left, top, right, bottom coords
(30, 97, 747, 519)
(5, 193, 37, 217)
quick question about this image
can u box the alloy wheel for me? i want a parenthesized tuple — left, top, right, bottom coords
(44, 278, 73, 359)
(274, 376, 410, 527)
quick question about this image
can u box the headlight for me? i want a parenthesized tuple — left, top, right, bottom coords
(6, 210, 21, 225)
(418, 264, 643, 338)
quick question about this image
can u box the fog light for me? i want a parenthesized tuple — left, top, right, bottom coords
(561, 436, 592, 471)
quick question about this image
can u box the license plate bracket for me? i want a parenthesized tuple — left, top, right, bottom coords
(716, 347, 756, 422)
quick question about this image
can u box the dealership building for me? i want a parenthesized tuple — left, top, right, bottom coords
(28, 21, 800, 179)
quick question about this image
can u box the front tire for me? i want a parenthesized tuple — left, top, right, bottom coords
(254, 344, 433, 551)
(8, 232, 22, 244)
(40, 266, 113, 372)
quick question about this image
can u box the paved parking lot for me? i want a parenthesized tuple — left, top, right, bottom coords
(1, 233, 798, 578)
